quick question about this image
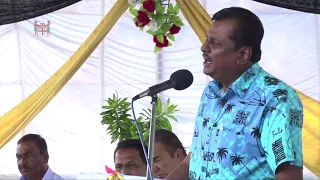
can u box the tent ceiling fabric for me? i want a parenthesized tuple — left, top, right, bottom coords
(253, 0, 320, 14)
(0, 0, 82, 25)
(0, 0, 319, 178)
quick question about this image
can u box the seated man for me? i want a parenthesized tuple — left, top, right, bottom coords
(146, 129, 186, 179)
(16, 134, 63, 180)
(114, 139, 147, 176)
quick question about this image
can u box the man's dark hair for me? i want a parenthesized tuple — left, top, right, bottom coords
(114, 139, 147, 164)
(17, 134, 48, 154)
(212, 7, 264, 63)
(147, 129, 186, 157)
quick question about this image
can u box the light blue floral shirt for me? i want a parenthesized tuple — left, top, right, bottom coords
(189, 63, 303, 180)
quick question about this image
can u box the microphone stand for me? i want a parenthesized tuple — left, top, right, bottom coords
(146, 94, 158, 180)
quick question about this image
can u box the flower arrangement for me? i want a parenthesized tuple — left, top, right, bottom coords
(128, 0, 185, 53)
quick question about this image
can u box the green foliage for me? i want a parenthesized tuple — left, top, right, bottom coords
(100, 92, 179, 143)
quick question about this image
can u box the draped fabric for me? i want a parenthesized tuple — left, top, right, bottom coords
(253, 0, 320, 14)
(0, 0, 128, 149)
(0, 0, 82, 25)
(176, 0, 320, 177)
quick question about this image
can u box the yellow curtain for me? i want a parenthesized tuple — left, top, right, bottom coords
(0, 0, 129, 149)
(176, 0, 320, 177)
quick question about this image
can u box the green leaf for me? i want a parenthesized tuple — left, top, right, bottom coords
(175, 20, 185, 27)
(164, 98, 170, 110)
(140, 6, 145, 11)
(155, 14, 166, 24)
(129, 5, 136, 9)
(163, 117, 172, 131)
(166, 33, 175, 41)
(168, 42, 172, 46)
(155, 3, 165, 14)
(129, 8, 138, 16)
(146, 30, 156, 35)
(157, 98, 163, 114)
(166, 104, 177, 113)
(142, 109, 151, 117)
(154, 45, 161, 53)
(160, 23, 170, 33)
(168, 3, 174, 14)
(173, 16, 184, 27)
(166, 114, 178, 122)
(140, 26, 145, 31)
(133, 17, 138, 23)
(173, 4, 180, 14)
(156, 34, 164, 43)
(169, 15, 180, 24)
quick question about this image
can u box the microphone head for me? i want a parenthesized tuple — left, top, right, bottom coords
(170, 69, 194, 90)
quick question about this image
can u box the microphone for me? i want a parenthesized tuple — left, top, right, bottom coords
(132, 69, 193, 101)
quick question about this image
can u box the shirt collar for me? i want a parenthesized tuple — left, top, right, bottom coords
(208, 63, 262, 98)
(230, 63, 262, 98)
(43, 166, 54, 180)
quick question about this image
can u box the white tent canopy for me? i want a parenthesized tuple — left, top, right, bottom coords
(0, 0, 319, 179)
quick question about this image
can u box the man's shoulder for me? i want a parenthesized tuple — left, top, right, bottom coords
(52, 172, 64, 180)
(44, 167, 64, 180)
(256, 70, 300, 100)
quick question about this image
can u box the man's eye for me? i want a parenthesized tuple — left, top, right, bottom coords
(26, 153, 33, 157)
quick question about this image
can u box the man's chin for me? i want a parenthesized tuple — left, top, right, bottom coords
(203, 68, 213, 76)
(20, 168, 31, 173)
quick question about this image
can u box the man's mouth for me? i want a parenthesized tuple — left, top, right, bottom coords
(21, 168, 30, 172)
(204, 59, 212, 64)
(156, 174, 166, 178)
(203, 54, 212, 64)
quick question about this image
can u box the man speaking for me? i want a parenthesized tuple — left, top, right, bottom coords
(166, 7, 303, 180)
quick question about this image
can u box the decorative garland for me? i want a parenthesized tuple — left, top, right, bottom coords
(128, 0, 185, 53)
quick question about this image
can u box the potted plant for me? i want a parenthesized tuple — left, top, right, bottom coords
(100, 92, 179, 143)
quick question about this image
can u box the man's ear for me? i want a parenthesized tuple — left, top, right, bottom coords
(237, 46, 252, 65)
(174, 149, 184, 161)
(43, 151, 49, 164)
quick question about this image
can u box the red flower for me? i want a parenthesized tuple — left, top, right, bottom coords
(153, 35, 169, 48)
(137, 11, 151, 25)
(143, 0, 155, 12)
(170, 24, 181, 34)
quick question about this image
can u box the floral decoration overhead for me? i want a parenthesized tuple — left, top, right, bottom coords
(128, 0, 185, 53)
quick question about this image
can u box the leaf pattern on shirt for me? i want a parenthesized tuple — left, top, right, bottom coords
(264, 76, 281, 86)
(216, 147, 229, 162)
(251, 126, 266, 157)
(272, 89, 288, 103)
(230, 154, 244, 165)
(213, 102, 235, 127)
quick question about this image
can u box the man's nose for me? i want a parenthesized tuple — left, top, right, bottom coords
(19, 158, 27, 166)
(201, 41, 209, 53)
(121, 167, 130, 175)
(153, 164, 160, 174)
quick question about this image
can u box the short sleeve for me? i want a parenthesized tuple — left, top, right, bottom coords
(261, 90, 303, 175)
